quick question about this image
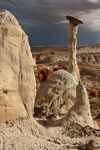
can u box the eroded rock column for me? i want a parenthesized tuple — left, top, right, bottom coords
(66, 16, 83, 82)
(53, 82, 99, 129)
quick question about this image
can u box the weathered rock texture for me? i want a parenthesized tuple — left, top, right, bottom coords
(53, 82, 99, 129)
(0, 10, 36, 127)
(34, 65, 69, 88)
(35, 70, 77, 116)
(0, 119, 100, 150)
(67, 16, 83, 82)
(94, 113, 100, 128)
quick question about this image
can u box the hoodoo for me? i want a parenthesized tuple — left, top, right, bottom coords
(53, 82, 99, 129)
(66, 15, 83, 82)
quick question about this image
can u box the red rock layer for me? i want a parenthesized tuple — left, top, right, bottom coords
(32, 52, 55, 62)
(34, 65, 69, 88)
(34, 65, 81, 89)
(86, 87, 100, 98)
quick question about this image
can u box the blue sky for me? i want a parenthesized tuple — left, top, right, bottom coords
(0, 0, 100, 46)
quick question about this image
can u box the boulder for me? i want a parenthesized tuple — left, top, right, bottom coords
(35, 70, 77, 116)
(0, 10, 36, 127)
(34, 65, 81, 89)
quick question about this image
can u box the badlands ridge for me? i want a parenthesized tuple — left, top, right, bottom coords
(0, 10, 100, 150)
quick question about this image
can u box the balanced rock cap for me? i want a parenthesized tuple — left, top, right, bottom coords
(66, 15, 83, 25)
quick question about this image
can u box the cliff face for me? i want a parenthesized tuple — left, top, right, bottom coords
(0, 10, 36, 127)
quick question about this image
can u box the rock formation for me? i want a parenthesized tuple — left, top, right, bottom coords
(34, 65, 69, 88)
(94, 113, 100, 128)
(53, 82, 99, 129)
(35, 16, 83, 117)
(32, 52, 55, 62)
(35, 70, 77, 117)
(87, 87, 100, 98)
(37, 52, 100, 64)
(0, 10, 36, 127)
(66, 16, 83, 82)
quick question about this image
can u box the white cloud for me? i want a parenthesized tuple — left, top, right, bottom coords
(88, 0, 99, 3)
(81, 9, 100, 31)
(0, 0, 100, 32)
(56, 8, 100, 32)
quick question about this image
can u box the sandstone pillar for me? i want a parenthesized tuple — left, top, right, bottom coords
(66, 16, 83, 82)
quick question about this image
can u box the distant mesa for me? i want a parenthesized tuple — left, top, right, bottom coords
(32, 52, 55, 63)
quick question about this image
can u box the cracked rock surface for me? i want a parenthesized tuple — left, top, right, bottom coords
(35, 70, 77, 116)
(0, 10, 36, 127)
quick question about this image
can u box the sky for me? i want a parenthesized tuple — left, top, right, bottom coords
(0, 0, 100, 46)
